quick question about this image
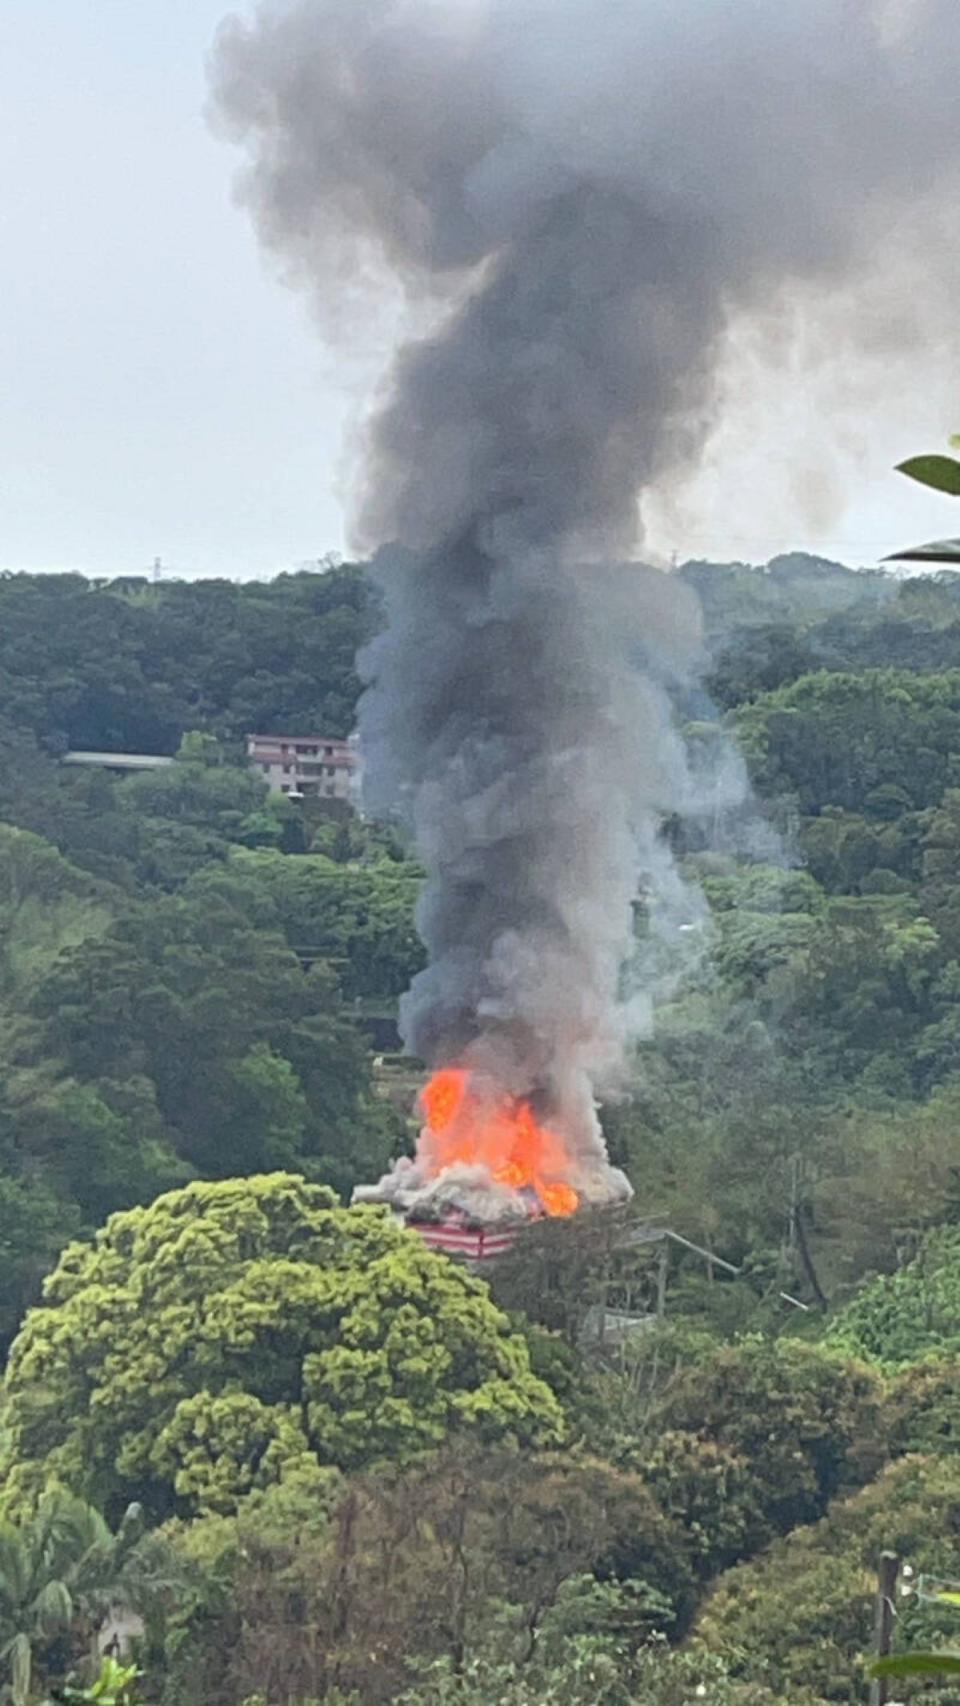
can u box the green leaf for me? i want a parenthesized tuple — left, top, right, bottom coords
(5, 1630, 32, 1706)
(33, 1576, 72, 1634)
(896, 455, 960, 496)
(872, 1650, 960, 1677)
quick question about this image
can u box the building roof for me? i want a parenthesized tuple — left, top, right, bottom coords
(62, 752, 174, 771)
(247, 733, 354, 746)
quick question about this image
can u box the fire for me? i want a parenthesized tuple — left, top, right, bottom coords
(538, 1181, 580, 1218)
(421, 1068, 469, 1133)
(418, 1067, 579, 1218)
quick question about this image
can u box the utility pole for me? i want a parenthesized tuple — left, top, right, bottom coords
(655, 1240, 669, 1317)
(869, 1552, 900, 1706)
(788, 1152, 829, 1311)
(787, 1153, 800, 1258)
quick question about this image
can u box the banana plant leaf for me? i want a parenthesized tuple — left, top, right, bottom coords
(871, 1651, 960, 1678)
(884, 538, 960, 564)
(897, 455, 960, 496)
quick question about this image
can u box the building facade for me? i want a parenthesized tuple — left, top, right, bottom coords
(247, 732, 359, 803)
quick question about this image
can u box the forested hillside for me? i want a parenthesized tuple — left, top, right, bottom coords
(1, 557, 959, 1703)
(0, 565, 371, 753)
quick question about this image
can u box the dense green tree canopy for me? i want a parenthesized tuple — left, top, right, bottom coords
(25, 890, 374, 1167)
(0, 580, 426, 1346)
(0, 1176, 563, 1521)
(645, 1338, 885, 1548)
(731, 668, 960, 817)
(695, 1455, 960, 1703)
(827, 1225, 960, 1365)
(0, 566, 376, 755)
(185, 848, 426, 999)
(395, 1644, 809, 1706)
(0, 557, 957, 1702)
(159, 1447, 693, 1704)
(0, 876, 402, 1225)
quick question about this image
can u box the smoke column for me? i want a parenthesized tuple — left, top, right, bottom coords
(211, 0, 960, 1215)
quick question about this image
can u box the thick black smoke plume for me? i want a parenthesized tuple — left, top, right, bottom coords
(211, 0, 960, 1213)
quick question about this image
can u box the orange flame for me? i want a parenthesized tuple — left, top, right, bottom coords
(421, 1068, 469, 1133)
(418, 1068, 579, 1218)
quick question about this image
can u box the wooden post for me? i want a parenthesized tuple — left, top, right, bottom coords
(869, 1551, 900, 1706)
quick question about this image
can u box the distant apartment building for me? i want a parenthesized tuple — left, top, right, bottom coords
(247, 732, 359, 803)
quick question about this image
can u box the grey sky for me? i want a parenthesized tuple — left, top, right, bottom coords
(2, 0, 958, 580)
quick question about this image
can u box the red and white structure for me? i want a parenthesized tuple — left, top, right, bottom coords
(408, 1220, 520, 1263)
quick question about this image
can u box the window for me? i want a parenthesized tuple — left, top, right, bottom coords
(261, 763, 270, 774)
(281, 784, 290, 794)
(325, 746, 334, 756)
(326, 766, 336, 777)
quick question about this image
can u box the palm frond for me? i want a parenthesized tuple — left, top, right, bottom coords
(32, 1490, 110, 1593)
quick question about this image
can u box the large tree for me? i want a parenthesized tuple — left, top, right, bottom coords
(652, 1337, 885, 1546)
(0, 1175, 563, 1522)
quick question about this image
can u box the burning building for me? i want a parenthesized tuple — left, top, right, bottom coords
(213, 0, 960, 1234)
(354, 1066, 593, 1233)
